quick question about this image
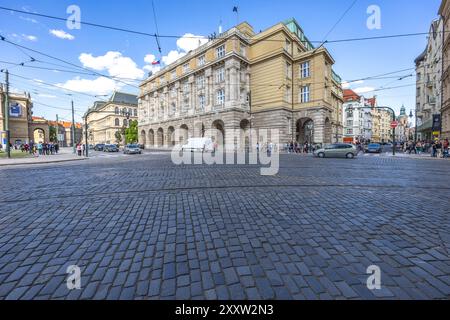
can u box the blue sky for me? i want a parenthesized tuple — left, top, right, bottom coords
(0, 0, 442, 123)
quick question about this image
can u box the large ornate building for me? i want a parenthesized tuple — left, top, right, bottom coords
(84, 91, 138, 145)
(138, 19, 343, 148)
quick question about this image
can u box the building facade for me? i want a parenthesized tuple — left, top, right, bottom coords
(395, 105, 412, 143)
(85, 92, 138, 145)
(138, 19, 343, 149)
(415, 18, 443, 140)
(342, 89, 374, 143)
(440, 0, 450, 139)
(0, 87, 33, 149)
(31, 116, 83, 146)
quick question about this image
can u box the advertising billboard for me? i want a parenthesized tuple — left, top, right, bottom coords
(9, 102, 22, 118)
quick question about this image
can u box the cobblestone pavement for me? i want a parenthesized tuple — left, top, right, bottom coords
(0, 154, 449, 300)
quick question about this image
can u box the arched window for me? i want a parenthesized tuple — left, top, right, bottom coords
(114, 118, 120, 126)
(115, 107, 119, 114)
(134, 109, 138, 116)
(123, 119, 128, 127)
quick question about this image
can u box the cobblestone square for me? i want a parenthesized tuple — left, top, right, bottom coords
(0, 154, 449, 299)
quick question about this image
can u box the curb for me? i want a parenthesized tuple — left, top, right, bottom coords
(0, 157, 88, 167)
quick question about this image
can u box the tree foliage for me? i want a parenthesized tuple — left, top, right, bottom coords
(125, 120, 138, 144)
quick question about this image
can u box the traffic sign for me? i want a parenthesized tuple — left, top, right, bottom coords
(390, 121, 399, 129)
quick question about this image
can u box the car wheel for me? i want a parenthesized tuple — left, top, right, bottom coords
(318, 152, 325, 158)
(346, 153, 355, 159)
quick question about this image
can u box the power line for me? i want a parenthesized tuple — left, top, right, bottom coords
(0, 35, 141, 89)
(319, 0, 358, 45)
(0, 6, 441, 45)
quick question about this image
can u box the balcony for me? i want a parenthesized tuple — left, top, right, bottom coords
(332, 70, 342, 84)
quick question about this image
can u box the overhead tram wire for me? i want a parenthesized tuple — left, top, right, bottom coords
(0, 6, 445, 45)
(0, 35, 141, 90)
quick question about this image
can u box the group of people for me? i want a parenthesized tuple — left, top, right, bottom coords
(402, 139, 449, 158)
(285, 141, 315, 154)
(18, 141, 60, 156)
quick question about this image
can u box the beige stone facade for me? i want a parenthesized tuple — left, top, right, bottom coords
(440, 0, 450, 139)
(415, 18, 443, 140)
(0, 87, 33, 148)
(138, 19, 343, 149)
(85, 92, 138, 145)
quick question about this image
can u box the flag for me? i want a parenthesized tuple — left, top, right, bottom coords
(152, 60, 160, 65)
(233, 6, 238, 13)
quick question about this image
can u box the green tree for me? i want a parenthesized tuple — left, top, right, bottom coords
(49, 126, 57, 142)
(125, 120, 138, 144)
(114, 130, 122, 145)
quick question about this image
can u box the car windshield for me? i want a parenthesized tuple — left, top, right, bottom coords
(369, 144, 380, 147)
(128, 144, 139, 148)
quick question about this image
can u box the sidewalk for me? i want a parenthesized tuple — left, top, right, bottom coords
(383, 151, 450, 161)
(0, 147, 87, 167)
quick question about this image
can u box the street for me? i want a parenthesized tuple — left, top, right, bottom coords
(0, 154, 448, 300)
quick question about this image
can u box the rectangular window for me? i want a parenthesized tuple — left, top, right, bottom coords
(240, 43, 247, 57)
(216, 67, 225, 83)
(199, 95, 205, 110)
(300, 61, 310, 78)
(198, 55, 205, 66)
(196, 75, 205, 89)
(182, 82, 189, 93)
(346, 129, 353, 135)
(300, 85, 310, 103)
(216, 45, 225, 58)
(286, 62, 292, 78)
(285, 86, 291, 102)
(216, 89, 225, 105)
(285, 39, 291, 53)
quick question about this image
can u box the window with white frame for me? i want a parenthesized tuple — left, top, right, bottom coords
(196, 74, 205, 89)
(285, 86, 291, 102)
(182, 81, 189, 93)
(240, 43, 247, 57)
(285, 39, 291, 53)
(183, 63, 189, 73)
(171, 102, 176, 114)
(216, 45, 225, 58)
(199, 95, 205, 110)
(286, 61, 292, 78)
(198, 55, 205, 66)
(300, 85, 310, 103)
(216, 89, 225, 105)
(216, 67, 225, 83)
(300, 61, 310, 78)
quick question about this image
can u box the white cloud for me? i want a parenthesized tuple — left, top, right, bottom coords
(49, 29, 75, 40)
(342, 80, 363, 89)
(23, 34, 37, 41)
(37, 93, 56, 98)
(20, 16, 38, 24)
(79, 51, 144, 80)
(354, 86, 375, 94)
(144, 54, 157, 64)
(176, 33, 208, 52)
(56, 77, 117, 95)
(162, 50, 186, 66)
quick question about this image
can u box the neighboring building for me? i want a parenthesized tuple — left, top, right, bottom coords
(32, 116, 82, 146)
(395, 105, 412, 143)
(342, 89, 374, 143)
(85, 91, 138, 145)
(379, 109, 392, 143)
(415, 18, 443, 140)
(440, 0, 450, 139)
(0, 86, 33, 148)
(138, 19, 343, 149)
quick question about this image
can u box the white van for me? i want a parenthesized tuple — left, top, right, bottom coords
(181, 138, 214, 152)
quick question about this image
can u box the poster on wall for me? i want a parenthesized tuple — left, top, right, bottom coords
(9, 102, 22, 118)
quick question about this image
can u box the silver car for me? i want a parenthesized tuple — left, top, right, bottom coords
(314, 144, 358, 159)
(123, 144, 142, 155)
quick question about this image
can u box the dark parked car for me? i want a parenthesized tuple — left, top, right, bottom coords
(124, 144, 142, 155)
(94, 144, 105, 151)
(103, 144, 119, 152)
(365, 143, 383, 153)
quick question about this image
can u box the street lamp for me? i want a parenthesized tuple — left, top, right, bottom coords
(306, 121, 313, 153)
(409, 110, 418, 142)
